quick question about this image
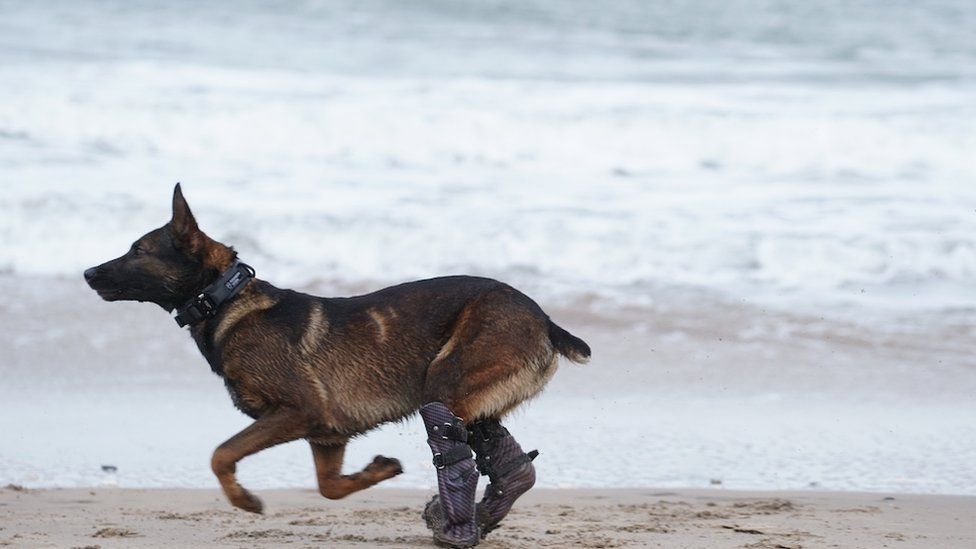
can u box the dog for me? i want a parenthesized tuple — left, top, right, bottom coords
(84, 184, 590, 547)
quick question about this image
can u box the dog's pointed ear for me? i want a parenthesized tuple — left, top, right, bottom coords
(171, 183, 202, 247)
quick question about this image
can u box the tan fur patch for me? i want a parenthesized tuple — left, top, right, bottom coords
(201, 237, 236, 271)
(431, 306, 471, 365)
(214, 289, 275, 345)
(431, 332, 458, 365)
(301, 302, 329, 356)
(331, 391, 410, 432)
(299, 303, 332, 410)
(302, 361, 331, 411)
(367, 309, 388, 343)
(323, 353, 417, 431)
(468, 353, 559, 419)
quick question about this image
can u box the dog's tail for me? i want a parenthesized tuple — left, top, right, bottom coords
(548, 319, 591, 364)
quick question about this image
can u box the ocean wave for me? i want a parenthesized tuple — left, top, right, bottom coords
(0, 1, 974, 322)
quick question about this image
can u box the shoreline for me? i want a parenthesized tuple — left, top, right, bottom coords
(2, 487, 973, 548)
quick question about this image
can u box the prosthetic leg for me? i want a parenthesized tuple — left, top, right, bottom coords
(468, 419, 538, 536)
(424, 418, 537, 539)
(419, 402, 480, 548)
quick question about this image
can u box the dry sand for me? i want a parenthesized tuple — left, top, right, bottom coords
(0, 486, 972, 548)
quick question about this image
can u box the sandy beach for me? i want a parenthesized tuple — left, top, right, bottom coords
(1, 486, 973, 548)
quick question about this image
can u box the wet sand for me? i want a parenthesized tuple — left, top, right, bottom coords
(1, 486, 973, 548)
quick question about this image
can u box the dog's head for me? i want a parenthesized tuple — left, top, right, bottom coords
(84, 184, 236, 311)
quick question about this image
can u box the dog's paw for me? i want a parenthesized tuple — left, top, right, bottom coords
(231, 488, 264, 514)
(365, 455, 404, 479)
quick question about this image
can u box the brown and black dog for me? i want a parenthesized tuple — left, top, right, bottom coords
(84, 184, 590, 545)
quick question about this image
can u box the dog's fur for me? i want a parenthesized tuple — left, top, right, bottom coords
(85, 184, 591, 513)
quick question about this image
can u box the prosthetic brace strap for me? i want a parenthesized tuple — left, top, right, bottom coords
(468, 420, 506, 443)
(478, 450, 539, 481)
(432, 421, 469, 442)
(174, 261, 255, 328)
(432, 445, 473, 469)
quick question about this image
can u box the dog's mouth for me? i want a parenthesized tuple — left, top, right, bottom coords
(95, 287, 126, 301)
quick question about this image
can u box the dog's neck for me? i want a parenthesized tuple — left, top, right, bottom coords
(174, 261, 256, 328)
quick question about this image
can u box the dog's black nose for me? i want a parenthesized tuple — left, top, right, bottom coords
(84, 267, 97, 282)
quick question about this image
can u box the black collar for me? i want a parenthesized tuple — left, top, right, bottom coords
(174, 261, 255, 328)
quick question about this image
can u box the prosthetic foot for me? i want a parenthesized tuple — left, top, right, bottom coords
(419, 402, 480, 548)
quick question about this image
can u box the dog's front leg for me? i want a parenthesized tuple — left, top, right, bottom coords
(211, 408, 308, 513)
(311, 440, 403, 499)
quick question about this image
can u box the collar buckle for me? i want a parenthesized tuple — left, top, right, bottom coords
(174, 261, 254, 328)
(193, 293, 216, 318)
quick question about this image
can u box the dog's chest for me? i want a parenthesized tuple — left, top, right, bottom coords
(222, 378, 265, 419)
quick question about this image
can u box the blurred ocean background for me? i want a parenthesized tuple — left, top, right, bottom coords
(1, 1, 974, 494)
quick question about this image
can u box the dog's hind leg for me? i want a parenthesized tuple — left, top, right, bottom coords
(311, 440, 403, 499)
(211, 408, 308, 514)
(420, 295, 551, 539)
